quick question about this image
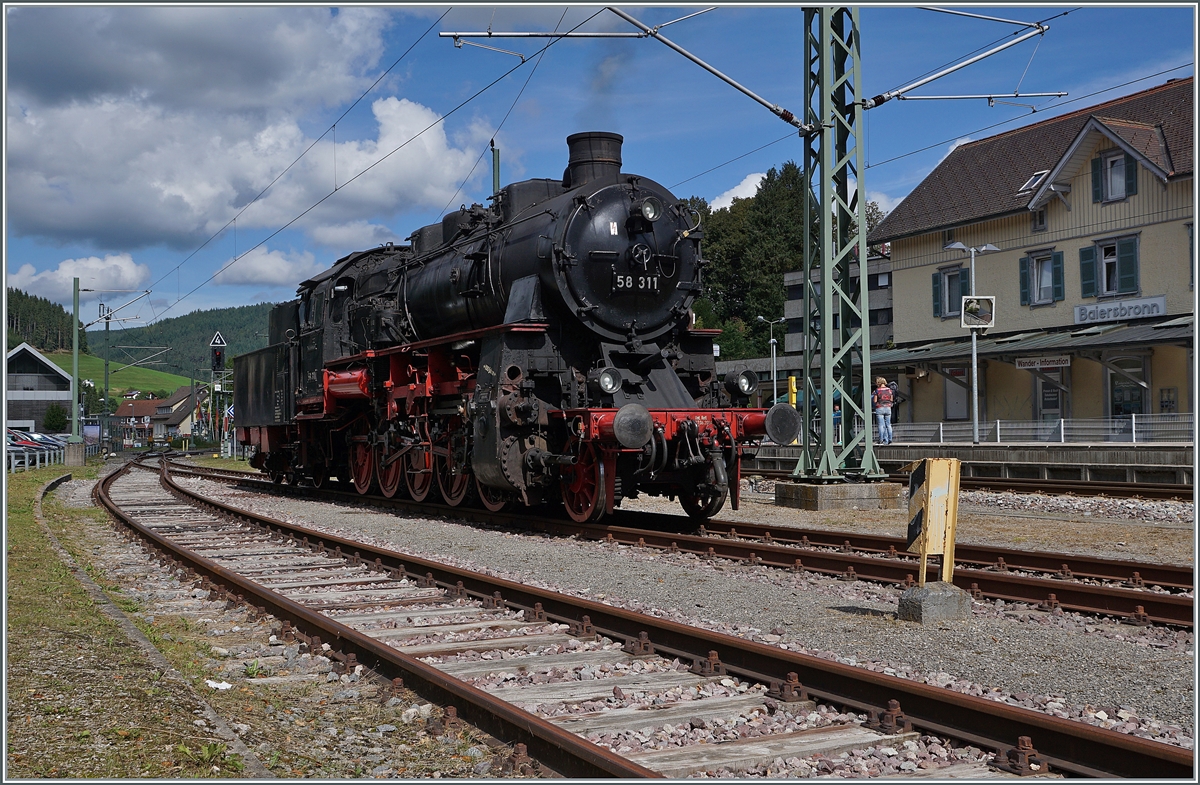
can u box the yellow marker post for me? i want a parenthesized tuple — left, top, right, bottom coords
(902, 458, 962, 586)
(787, 376, 798, 444)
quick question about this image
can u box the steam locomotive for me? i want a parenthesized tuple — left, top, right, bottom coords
(235, 132, 799, 522)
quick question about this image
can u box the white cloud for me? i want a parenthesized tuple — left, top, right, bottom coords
(866, 190, 904, 214)
(212, 247, 324, 287)
(309, 221, 401, 251)
(8, 253, 151, 304)
(711, 172, 764, 210)
(938, 136, 973, 165)
(6, 94, 490, 251)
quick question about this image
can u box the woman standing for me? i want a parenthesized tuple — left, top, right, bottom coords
(872, 377, 893, 445)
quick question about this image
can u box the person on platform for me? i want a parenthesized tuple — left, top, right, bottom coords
(872, 377, 893, 445)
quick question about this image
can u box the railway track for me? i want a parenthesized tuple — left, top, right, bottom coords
(94, 456, 1193, 778)
(753, 469, 1194, 501)
(167, 460, 1194, 627)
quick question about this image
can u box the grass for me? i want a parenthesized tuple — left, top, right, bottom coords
(43, 351, 193, 396)
(5, 463, 250, 778)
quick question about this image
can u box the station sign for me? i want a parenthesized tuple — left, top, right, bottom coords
(1014, 355, 1071, 370)
(1074, 295, 1165, 325)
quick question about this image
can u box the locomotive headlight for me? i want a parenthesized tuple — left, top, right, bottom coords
(639, 196, 663, 222)
(589, 366, 624, 395)
(599, 368, 623, 394)
(723, 369, 759, 398)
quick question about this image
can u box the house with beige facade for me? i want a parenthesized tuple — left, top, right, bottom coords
(867, 77, 1193, 430)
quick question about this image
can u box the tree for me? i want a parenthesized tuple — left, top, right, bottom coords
(42, 403, 68, 433)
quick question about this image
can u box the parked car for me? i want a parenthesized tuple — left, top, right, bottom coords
(24, 432, 66, 449)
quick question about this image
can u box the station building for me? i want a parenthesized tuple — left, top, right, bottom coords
(865, 77, 1193, 427)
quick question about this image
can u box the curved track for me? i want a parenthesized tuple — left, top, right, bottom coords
(93, 457, 1193, 778)
(169, 460, 1194, 627)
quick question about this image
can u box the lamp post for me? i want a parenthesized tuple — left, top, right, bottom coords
(944, 241, 1000, 444)
(756, 315, 785, 404)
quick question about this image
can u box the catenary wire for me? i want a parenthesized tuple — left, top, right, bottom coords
(143, 9, 452, 302)
(438, 8, 569, 216)
(145, 9, 606, 326)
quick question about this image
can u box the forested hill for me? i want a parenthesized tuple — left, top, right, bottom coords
(100, 302, 276, 377)
(7, 288, 89, 353)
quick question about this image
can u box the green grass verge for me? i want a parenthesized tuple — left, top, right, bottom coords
(5, 463, 247, 777)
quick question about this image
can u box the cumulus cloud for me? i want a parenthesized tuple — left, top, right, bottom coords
(8, 253, 151, 303)
(711, 173, 765, 210)
(309, 221, 401, 252)
(212, 247, 324, 287)
(6, 93, 490, 251)
(939, 136, 973, 164)
(867, 190, 904, 214)
(5, 7, 491, 253)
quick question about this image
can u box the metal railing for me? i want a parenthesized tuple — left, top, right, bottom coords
(6, 442, 103, 473)
(889, 413, 1194, 444)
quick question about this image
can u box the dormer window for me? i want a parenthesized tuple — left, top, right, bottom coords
(1091, 151, 1137, 203)
(1019, 170, 1049, 192)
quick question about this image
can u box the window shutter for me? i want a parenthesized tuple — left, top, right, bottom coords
(1117, 236, 1138, 293)
(1124, 153, 1137, 196)
(1051, 251, 1064, 301)
(1079, 246, 1096, 298)
(1019, 257, 1030, 306)
(932, 272, 942, 317)
(1091, 157, 1103, 202)
(959, 267, 970, 299)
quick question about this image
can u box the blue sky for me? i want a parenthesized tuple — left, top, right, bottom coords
(5, 4, 1195, 330)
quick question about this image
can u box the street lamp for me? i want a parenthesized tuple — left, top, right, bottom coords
(757, 315, 786, 404)
(944, 241, 1000, 444)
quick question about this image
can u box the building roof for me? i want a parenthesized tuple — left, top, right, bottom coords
(6, 342, 73, 383)
(716, 317, 1193, 377)
(115, 399, 160, 419)
(869, 77, 1193, 244)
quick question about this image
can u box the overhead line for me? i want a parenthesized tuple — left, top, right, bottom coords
(143, 8, 452, 299)
(146, 9, 606, 326)
(440, 8, 569, 216)
(865, 63, 1193, 171)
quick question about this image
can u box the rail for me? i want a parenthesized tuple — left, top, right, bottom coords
(98, 458, 1194, 779)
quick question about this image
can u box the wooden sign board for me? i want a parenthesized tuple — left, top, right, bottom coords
(902, 458, 962, 585)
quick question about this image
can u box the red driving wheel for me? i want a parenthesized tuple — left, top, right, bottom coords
(561, 438, 606, 523)
(350, 433, 375, 495)
(376, 443, 405, 499)
(405, 444, 435, 502)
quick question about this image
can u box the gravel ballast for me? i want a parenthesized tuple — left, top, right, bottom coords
(168, 474, 1194, 746)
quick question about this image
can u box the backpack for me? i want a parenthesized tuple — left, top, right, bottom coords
(875, 386, 893, 406)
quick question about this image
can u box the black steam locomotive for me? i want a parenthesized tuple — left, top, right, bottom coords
(235, 132, 799, 521)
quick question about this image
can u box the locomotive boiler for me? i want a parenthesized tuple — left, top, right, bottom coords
(235, 132, 799, 522)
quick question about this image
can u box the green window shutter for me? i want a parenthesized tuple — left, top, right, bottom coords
(1091, 157, 1103, 202)
(932, 272, 942, 317)
(959, 267, 970, 299)
(1019, 257, 1030, 306)
(1051, 251, 1065, 301)
(1117, 236, 1138, 293)
(1079, 246, 1096, 298)
(1124, 153, 1138, 196)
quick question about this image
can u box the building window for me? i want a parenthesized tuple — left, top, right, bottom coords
(1031, 207, 1047, 232)
(1079, 236, 1138, 297)
(1020, 251, 1063, 306)
(868, 307, 893, 326)
(1019, 170, 1050, 192)
(942, 228, 955, 246)
(867, 272, 890, 290)
(932, 265, 967, 318)
(1091, 151, 1137, 202)
(1107, 356, 1147, 417)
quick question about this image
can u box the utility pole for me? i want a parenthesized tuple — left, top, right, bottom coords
(796, 7, 883, 481)
(80, 289, 151, 454)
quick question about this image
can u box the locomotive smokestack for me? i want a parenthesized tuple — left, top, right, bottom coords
(564, 131, 623, 188)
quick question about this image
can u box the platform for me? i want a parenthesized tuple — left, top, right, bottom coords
(750, 442, 1193, 485)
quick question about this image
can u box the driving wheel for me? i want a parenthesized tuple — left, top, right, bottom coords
(436, 451, 475, 507)
(680, 486, 728, 519)
(376, 443, 405, 499)
(405, 444, 435, 502)
(350, 433, 375, 495)
(560, 439, 606, 523)
(476, 476, 511, 512)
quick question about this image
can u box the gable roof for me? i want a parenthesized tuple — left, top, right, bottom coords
(869, 77, 1193, 244)
(6, 342, 73, 383)
(115, 399, 160, 419)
